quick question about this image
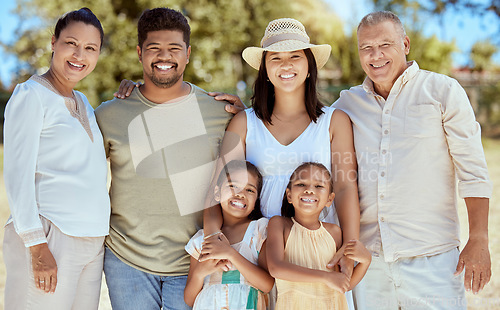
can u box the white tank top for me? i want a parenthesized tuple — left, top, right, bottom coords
(245, 106, 337, 223)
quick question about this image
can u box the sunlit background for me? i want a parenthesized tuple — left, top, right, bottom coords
(1, 0, 499, 120)
(0, 1, 499, 309)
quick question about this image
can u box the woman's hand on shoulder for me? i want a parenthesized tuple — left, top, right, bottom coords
(113, 79, 141, 99)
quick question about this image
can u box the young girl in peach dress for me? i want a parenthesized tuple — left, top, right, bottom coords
(267, 162, 371, 310)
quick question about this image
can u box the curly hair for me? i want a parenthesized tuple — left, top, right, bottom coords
(137, 7, 190, 48)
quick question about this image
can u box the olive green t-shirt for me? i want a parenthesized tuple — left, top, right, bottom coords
(95, 84, 232, 275)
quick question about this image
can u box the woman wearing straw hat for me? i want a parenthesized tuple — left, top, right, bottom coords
(203, 18, 360, 309)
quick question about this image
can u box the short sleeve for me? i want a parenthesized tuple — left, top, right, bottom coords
(253, 217, 269, 253)
(185, 229, 205, 260)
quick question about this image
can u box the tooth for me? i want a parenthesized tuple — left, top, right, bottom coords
(156, 64, 173, 70)
(69, 62, 83, 68)
(232, 201, 245, 207)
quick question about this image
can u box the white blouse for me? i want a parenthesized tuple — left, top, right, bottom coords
(3, 76, 110, 247)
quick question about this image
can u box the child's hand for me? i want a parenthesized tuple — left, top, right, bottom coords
(200, 233, 234, 261)
(344, 240, 371, 264)
(324, 271, 350, 293)
(196, 258, 228, 279)
(327, 244, 354, 278)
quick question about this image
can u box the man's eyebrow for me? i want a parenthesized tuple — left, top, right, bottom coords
(145, 42, 184, 48)
(359, 39, 395, 47)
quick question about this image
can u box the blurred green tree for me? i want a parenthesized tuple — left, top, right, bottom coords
(7, 0, 299, 106)
(470, 40, 498, 72)
(406, 30, 456, 74)
(371, 0, 500, 18)
(368, 0, 499, 55)
(8, 0, 141, 105)
(5, 0, 457, 106)
(369, 0, 500, 131)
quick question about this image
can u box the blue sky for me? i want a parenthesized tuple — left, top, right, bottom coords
(326, 0, 500, 64)
(0, 0, 20, 87)
(1, 0, 499, 87)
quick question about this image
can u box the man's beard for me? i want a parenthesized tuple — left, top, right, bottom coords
(147, 63, 182, 88)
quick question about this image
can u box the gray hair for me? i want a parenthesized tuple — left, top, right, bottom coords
(357, 11, 406, 39)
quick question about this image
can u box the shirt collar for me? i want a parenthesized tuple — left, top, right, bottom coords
(362, 61, 419, 96)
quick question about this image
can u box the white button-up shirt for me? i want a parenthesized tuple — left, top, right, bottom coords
(333, 61, 492, 262)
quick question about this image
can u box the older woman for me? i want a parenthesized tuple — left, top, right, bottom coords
(3, 8, 110, 309)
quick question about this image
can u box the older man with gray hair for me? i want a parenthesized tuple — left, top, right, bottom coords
(333, 11, 492, 309)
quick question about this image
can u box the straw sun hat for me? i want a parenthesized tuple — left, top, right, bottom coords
(242, 18, 332, 70)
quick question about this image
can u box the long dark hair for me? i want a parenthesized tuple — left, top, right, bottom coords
(281, 162, 333, 218)
(54, 8, 104, 49)
(250, 48, 324, 125)
(216, 160, 264, 220)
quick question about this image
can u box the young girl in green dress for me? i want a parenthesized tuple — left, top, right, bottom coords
(184, 160, 274, 310)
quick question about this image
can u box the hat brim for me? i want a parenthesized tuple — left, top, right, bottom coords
(242, 40, 331, 70)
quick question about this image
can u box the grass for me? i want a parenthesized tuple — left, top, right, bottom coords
(0, 139, 499, 309)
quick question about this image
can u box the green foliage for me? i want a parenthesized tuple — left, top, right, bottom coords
(8, 0, 142, 106)
(477, 81, 500, 130)
(7, 0, 299, 106)
(0, 90, 10, 144)
(370, 0, 500, 52)
(182, 0, 295, 92)
(471, 40, 499, 72)
(407, 30, 456, 74)
(289, 0, 366, 84)
(369, 0, 500, 130)
(372, 0, 500, 17)
(6, 0, 461, 107)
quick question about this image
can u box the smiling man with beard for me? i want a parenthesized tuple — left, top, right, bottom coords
(94, 8, 233, 310)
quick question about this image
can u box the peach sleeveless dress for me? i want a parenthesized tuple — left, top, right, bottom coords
(275, 218, 348, 310)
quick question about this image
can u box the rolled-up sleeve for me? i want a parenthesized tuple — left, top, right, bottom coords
(441, 78, 492, 199)
(4, 83, 47, 247)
